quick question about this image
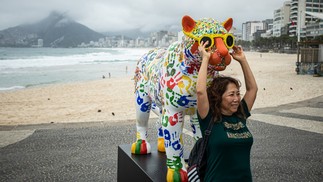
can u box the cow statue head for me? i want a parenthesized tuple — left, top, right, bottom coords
(182, 15, 234, 71)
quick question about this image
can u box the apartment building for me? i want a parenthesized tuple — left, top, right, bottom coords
(273, 1, 292, 37)
(242, 21, 264, 41)
(289, 0, 323, 38)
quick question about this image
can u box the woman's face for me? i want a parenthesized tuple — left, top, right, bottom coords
(221, 83, 241, 115)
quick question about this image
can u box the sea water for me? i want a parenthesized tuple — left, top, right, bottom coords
(0, 47, 152, 91)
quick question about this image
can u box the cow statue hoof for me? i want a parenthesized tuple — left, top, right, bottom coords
(167, 168, 188, 182)
(157, 137, 165, 152)
(131, 139, 151, 154)
(133, 15, 233, 182)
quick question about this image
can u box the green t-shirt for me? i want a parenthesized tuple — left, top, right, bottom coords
(198, 100, 253, 182)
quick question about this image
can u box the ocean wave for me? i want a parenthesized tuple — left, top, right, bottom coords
(80, 59, 137, 64)
(0, 48, 151, 70)
(0, 85, 26, 91)
(25, 81, 59, 88)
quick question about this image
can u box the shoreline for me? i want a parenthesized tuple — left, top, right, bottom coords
(1, 52, 323, 126)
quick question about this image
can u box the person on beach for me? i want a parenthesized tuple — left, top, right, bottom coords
(196, 41, 258, 181)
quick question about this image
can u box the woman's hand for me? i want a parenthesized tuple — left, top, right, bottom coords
(230, 45, 247, 63)
(230, 45, 258, 111)
(198, 41, 211, 62)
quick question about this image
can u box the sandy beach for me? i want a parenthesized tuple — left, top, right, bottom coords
(0, 52, 322, 126)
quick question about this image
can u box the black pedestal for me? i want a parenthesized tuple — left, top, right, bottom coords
(117, 144, 189, 182)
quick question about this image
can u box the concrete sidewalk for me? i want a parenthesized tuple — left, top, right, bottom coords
(0, 96, 322, 181)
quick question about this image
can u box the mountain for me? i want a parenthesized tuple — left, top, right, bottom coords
(0, 12, 105, 47)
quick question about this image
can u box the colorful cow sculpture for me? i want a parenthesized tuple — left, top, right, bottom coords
(132, 15, 234, 181)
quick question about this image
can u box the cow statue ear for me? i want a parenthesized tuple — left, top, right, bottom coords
(222, 18, 233, 32)
(182, 15, 196, 33)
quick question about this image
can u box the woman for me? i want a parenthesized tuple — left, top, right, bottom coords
(196, 41, 258, 182)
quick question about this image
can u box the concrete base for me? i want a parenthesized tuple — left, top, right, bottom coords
(117, 144, 189, 182)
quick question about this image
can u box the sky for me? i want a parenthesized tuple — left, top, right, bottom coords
(0, 0, 286, 33)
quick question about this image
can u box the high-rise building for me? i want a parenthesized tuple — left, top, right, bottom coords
(37, 39, 43, 47)
(289, 0, 323, 39)
(242, 21, 264, 41)
(273, 1, 291, 37)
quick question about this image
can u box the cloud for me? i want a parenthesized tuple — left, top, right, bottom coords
(0, 0, 285, 32)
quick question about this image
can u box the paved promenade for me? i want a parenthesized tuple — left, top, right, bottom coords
(1, 96, 322, 182)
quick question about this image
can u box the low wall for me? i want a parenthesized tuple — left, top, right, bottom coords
(297, 62, 322, 75)
(297, 48, 322, 76)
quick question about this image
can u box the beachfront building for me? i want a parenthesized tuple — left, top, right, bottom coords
(261, 19, 274, 38)
(263, 19, 274, 31)
(37, 39, 43, 47)
(242, 21, 264, 41)
(289, 0, 323, 39)
(273, 1, 291, 37)
(305, 11, 323, 38)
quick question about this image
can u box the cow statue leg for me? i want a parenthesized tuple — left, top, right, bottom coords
(151, 102, 165, 152)
(131, 90, 152, 154)
(162, 109, 188, 182)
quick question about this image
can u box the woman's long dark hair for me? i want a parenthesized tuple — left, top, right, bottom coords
(207, 76, 246, 123)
